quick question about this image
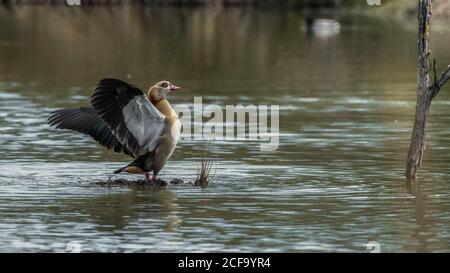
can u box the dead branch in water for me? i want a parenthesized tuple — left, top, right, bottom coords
(405, 0, 450, 183)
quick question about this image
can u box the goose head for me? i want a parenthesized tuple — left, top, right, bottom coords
(147, 80, 181, 103)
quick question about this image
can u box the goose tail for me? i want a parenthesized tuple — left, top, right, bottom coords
(113, 164, 129, 174)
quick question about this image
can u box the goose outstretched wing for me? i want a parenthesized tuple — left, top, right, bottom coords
(90, 78, 165, 158)
(48, 107, 132, 156)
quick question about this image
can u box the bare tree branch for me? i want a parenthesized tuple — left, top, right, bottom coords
(429, 65, 450, 99)
(406, 0, 450, 182)
(433, 59, 437, 86)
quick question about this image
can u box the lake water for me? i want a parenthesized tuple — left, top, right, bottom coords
(1, 6, 450, 252)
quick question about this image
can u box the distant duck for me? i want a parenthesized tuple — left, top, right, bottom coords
(306, 18, 341, 37)
(48, 78, 182, 183)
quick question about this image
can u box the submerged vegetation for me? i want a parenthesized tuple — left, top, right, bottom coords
(194, 142, 216, 187)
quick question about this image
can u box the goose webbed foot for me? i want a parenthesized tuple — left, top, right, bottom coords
(144, 172, 157, 185)
(145, 172, 152, 184)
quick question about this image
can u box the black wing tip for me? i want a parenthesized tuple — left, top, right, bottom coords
(46, 106, 133, 157)
(47, 107, 91, 126)
(98, 78, 129, 87)
(99, 78, 124, 82)
(48, 109, 64, 125)
(91, 78, 129, 100)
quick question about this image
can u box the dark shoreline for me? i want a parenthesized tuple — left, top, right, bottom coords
(0, 0, 344, 8)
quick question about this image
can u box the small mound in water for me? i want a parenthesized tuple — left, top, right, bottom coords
(94, 177, 208, 188)
(95, 178, 170, 187)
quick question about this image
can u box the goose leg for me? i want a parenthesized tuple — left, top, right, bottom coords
(152, 170, 159, 184)
(145, 172, 151, 183)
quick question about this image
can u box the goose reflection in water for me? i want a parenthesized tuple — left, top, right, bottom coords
(54, 188, 182, 233)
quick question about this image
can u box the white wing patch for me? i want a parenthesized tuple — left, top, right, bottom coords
(122, 96, 165, 155)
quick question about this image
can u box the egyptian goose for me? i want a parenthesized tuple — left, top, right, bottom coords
(48, 78, 181, 183)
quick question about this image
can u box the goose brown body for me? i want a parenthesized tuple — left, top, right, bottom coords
(122, 99, 181, 176)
